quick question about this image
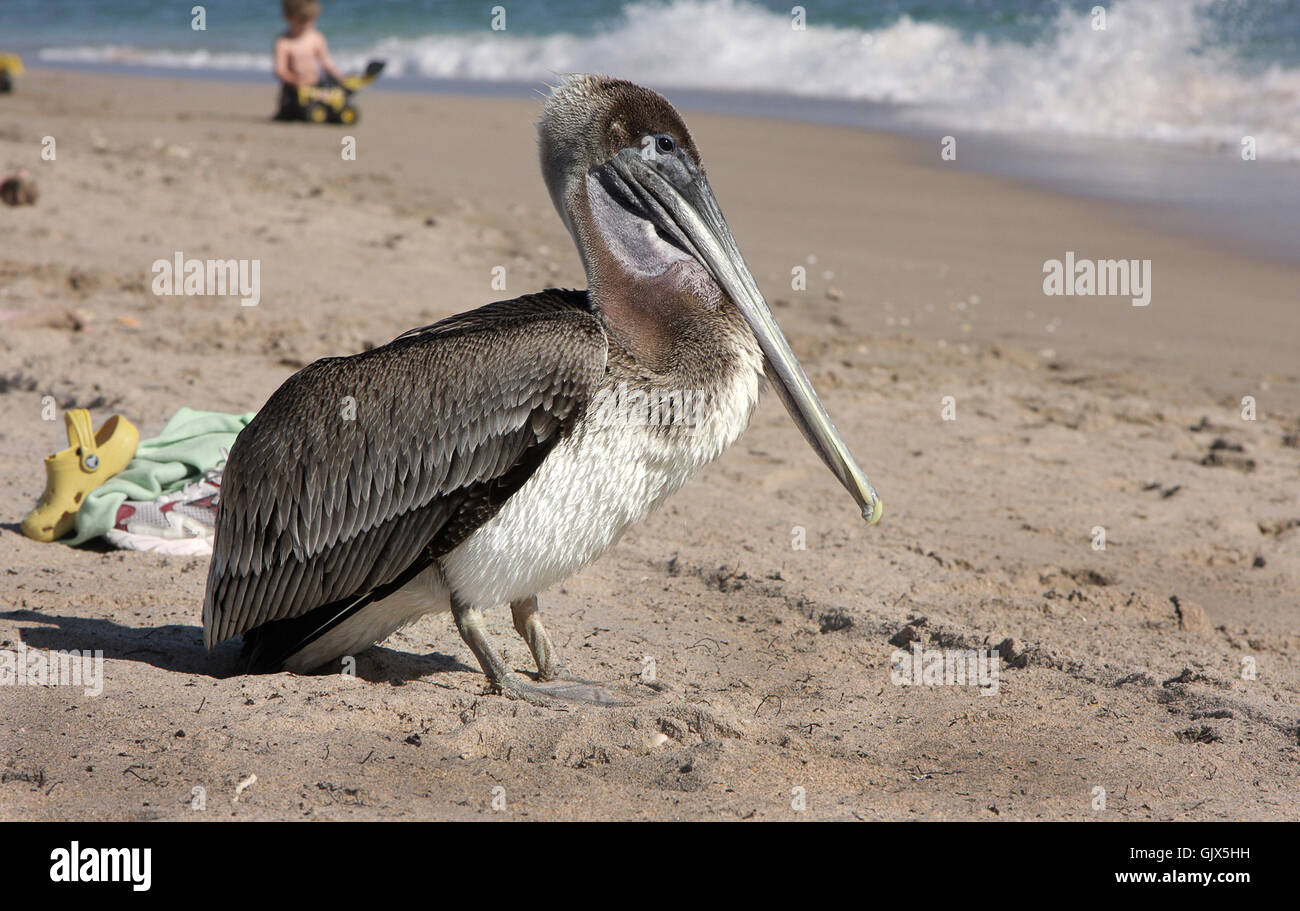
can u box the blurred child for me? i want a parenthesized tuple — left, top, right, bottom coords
(273, 0, 345, 119)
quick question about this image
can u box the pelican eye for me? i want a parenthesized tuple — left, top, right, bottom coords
(654, 134, 675, 156)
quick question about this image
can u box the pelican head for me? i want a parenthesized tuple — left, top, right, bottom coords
(538, 74, 882, 525)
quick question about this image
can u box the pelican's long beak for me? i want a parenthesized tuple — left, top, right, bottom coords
(606, 148, 883, 525)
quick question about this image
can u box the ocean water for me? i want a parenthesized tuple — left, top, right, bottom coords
(6, 0, 1300, 261)
(7, 0, 1300, 162)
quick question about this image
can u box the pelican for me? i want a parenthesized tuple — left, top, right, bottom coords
(203, 75, 882, 704)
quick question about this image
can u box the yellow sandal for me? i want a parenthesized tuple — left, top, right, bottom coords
(21, 409, 139, 542)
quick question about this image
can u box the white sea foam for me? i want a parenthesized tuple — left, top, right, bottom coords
(37, 0, 1300, 160)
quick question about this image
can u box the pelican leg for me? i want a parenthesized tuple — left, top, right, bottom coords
(510, 595, 567, 681)
(451, 596, 628, 706)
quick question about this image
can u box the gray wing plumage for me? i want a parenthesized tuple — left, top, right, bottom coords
(202, 290, 606, 648)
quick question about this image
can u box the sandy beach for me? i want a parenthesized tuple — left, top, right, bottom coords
(1, 68, 1297, 820)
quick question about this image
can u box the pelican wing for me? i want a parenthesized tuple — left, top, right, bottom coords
(202, 290, 605, 649)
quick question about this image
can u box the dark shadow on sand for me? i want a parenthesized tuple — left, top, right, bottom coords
(1, 523, 118, 552)
(2, 609, 225, 675)
(0, 609, 475, 683)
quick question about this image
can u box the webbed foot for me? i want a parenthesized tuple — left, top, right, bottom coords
(495, 672, 632, 706)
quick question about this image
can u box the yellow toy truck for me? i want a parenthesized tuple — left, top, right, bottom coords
(276, 59, 384, 125)
(0, 54, 24, 94)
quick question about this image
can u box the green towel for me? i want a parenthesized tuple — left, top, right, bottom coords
(65, 407, 255, 546)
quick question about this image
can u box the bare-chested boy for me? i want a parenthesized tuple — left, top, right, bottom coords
(273, 0, 344, 117)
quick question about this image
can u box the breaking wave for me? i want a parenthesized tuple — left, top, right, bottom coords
(38, 0, 1300, 159)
